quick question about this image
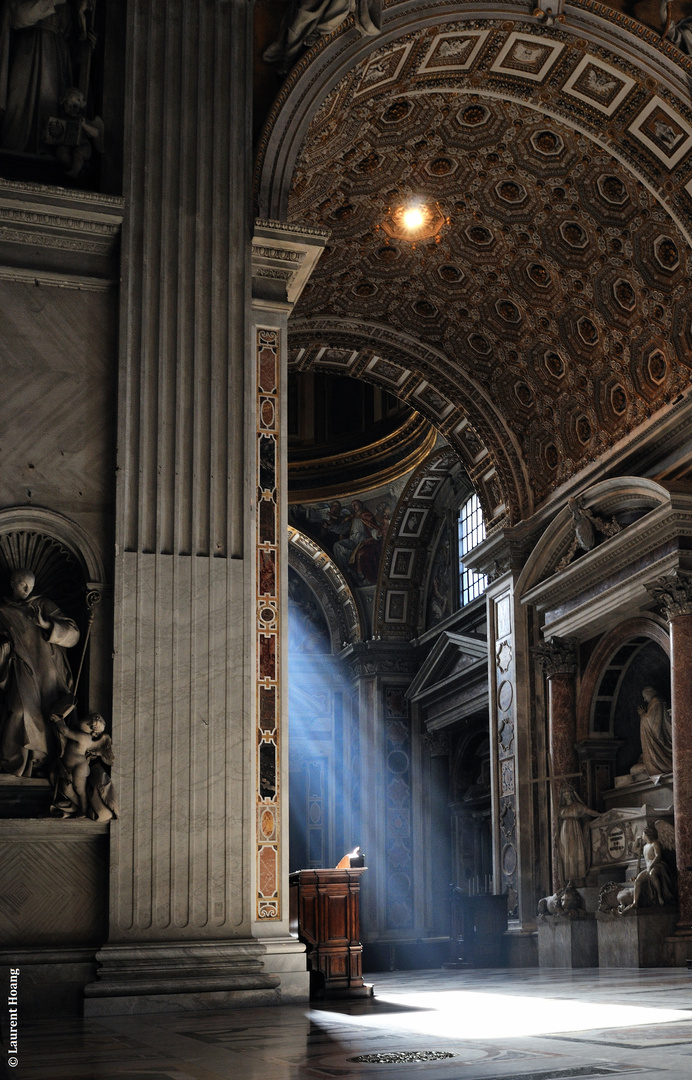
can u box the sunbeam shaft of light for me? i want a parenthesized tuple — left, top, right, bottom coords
(311, 990, 691, 1041)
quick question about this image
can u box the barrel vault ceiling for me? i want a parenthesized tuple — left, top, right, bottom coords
(261, 15, 692, 526)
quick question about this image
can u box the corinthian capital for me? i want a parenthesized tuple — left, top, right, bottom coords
(421, 729, 451, 757)
(532, 635, 578, 678)
(645, 569, 692, 620)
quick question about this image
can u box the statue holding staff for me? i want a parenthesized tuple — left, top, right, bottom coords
(0, 567, 79, 776)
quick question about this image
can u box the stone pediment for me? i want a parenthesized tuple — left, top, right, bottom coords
(406, 632, 487, 704)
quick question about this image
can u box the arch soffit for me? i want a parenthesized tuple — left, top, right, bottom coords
(290, 316, 529, 526)
(374, 444, 461, 639)
(288, 526, 362, 648)
(576, 614, 669, 740)
(517, 476, 671, 595)
(0, 506, 106, 585)
(256, 1, 692, 231)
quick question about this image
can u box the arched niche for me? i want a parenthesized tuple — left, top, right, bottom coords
(576, 616, 671, 804)
(578, 617, 670, 742)
(0, 506, 105, 586)
(0, 506, 109, 720)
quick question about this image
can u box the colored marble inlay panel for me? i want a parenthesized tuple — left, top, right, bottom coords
(256, 328, 280, 920)
(495, 593, 517, 905)
(384, 688, 413, 930)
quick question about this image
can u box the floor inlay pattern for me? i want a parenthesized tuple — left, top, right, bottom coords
(10, 968, 692, 1080)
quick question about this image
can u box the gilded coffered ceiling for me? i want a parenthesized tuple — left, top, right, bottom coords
(268, 15, 692, 525)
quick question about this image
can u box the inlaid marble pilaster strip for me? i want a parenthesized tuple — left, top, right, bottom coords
(256, 328, 281, 921)
(494, 593, 518, 912)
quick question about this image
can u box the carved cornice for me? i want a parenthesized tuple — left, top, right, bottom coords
(252, 219, 329, 306)
(645, 568, 692, 620)
(533, 635, 578, 677)
(342, 639, 418, 678)
(0, 182, 123, 281)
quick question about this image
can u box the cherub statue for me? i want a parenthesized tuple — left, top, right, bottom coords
(555, 495, 621, 572)
(619, 822, 676, 913)
(50, 709, 117, 821)
(43, 86, 104, 178)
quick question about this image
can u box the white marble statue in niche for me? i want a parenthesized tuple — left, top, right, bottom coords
(558, 786, 599, 885)
(631, 685, 673, 779)
(49, 706, 117, 820)
(0, 567, 80, 777)
(0, 0, 102, 174)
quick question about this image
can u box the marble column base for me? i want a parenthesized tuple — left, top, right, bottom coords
(596, 909, 678, 967)
(0, 948, 98, 1020)
(83, 940, 281, 1015)
(502, 928, 538, 967)
(256, 936, 310, 1003)
(538, 915, 598, 968)
(667, 931, 692, 967)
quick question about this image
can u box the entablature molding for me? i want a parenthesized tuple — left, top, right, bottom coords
(252, 219, 328, 306)
(0, 179, 123, 287)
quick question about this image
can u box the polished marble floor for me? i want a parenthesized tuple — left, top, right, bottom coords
(7, 968, 692, 1080)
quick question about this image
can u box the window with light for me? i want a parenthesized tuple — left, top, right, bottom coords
(458, 494, 487, 606)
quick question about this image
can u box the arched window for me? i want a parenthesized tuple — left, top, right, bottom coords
(458, 494, 487, 606)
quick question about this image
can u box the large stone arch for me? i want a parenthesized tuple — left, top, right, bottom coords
(289, 317, 528, 526)
(288, 526, 362, 648)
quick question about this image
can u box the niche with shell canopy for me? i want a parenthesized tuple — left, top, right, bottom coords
(0, 510, 107, 814)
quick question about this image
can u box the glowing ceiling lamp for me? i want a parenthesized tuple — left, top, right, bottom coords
(381, 198, 447, 245)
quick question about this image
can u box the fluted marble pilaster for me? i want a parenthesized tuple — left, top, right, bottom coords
(87, 0, 256, 1010)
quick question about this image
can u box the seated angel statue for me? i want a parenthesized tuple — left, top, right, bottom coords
(619, 822, 676, 913)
